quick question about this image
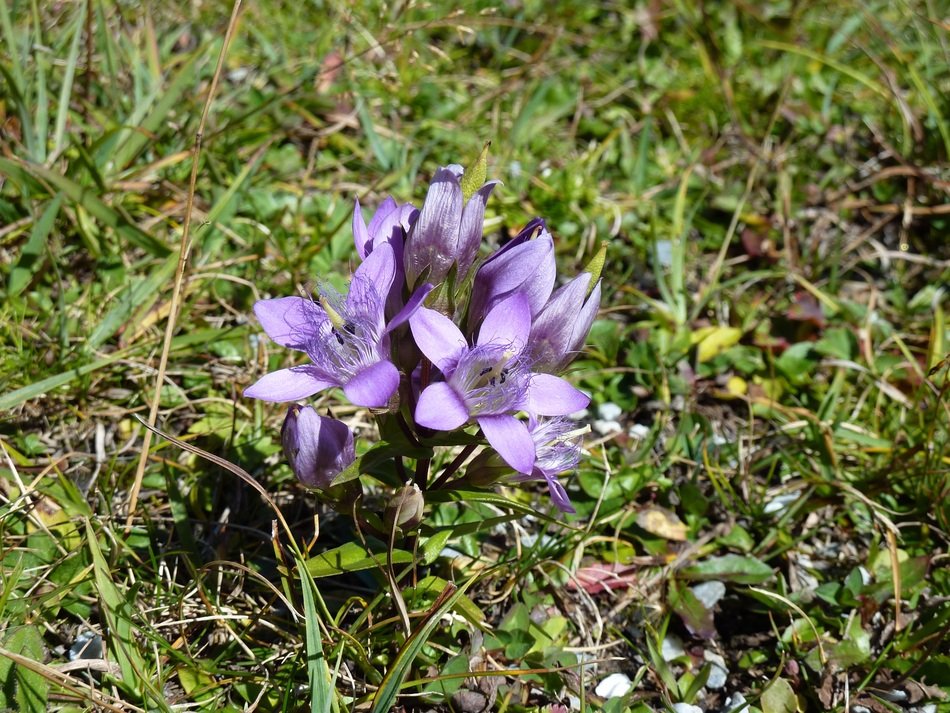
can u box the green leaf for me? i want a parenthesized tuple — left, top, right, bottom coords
(421, 654, 469, 698)
(8, 193, 62, 297)
(814, 328, 856, 360)
(408, 575, 484, 627)
(304, 541, 414, 578)
(582, 241, 608, 297)
(679, 554, 773, 584)
(760, 676, 797, 713)
(420, 530, 452, 565)
(0, 625, 48, 712)
(669, 581, 716, 639)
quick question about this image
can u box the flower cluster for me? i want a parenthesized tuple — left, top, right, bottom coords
(246, 154, 601, 514)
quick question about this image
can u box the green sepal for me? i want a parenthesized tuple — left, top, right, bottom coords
(460, 141, 491, 201)
(582, 240, 607, 297)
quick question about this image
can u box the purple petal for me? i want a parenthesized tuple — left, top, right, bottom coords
(405, 167, 463, 284)
(541, 471, 576, 513)
(343, 360, 400, 408)
(478, 414, 535, 474)
(469, 233, 556, 322)
(483, 217, 546, 262)
(351, 242, 396, 302)
(366, 196, 398, 238)
(353, 198, 371, 260)
(455, 181, 498, 280)
(244, 367, 334, 402)
(528, 274, 590, 369)
(386, 282, 435, 334)
(524, 374, 590, 416)
(409, 306, 467, 373)
(254, 297, 323, 351)
(416, 382, 469, 430)
(566, 279, 601, 358)
(396, 203, 418, 231)
(478, 291, 531, 352)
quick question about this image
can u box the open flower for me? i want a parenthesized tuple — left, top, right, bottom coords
(403, 165, 497, 288)
(512, 417, 583, 513)
(467, 219, 556, 330)
(409, 292, 589, 474)
(244, 244, 401, 408)
(281, 405, 355, 489)
(527, 272, 602, 373)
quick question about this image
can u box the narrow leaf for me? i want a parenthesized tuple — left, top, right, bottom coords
(8, 193, 62, 296)
(305, 541, 414, 578)
(296, 555, 334, 713)
(52, 9, 85, 159)
(371, 578, 476, 713)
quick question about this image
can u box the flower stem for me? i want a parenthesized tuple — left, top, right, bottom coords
(430, 443, 478, 490)
(415, 456, 431, 491)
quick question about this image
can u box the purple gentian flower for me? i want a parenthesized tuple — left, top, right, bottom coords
(528, 272, 602, 373)
(403, 165, 497, 288)
(244, 243, 401, 408)
(353, 196, 418, 317)
(352, 196, 417, 262)
(512, 417, 583, 513)
(282, 405, 355, 489)
(409, 292, 589, 474)
(467, 221, 556, 330)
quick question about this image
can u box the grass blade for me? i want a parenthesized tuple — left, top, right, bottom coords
(86, 251, 177, 350)
(30, 0, 48, 163)
(0, 157, 170, 256)
(51, 8, 84, 160)
(297, 556, 335, 713)
(84, 520, 165, 708)
(109, 50, 205, 174)
(370, 577, 476, 713)
(7, 193, 62, 297)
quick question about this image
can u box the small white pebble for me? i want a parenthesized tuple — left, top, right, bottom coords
(692, 581, 726, 609)
(763, 491, 801, 515)
(672, 704, 703, 713)
(655, 240, 673, 268)
(852, 706, 871, 713)
(703, 650, 728, 690)
(661, 633, 686, 662)
(597, 402, 623, 421)
(592, 419, 622, 436)
(722, 693, 746, 712)
(594, 673, 632, 699)
(628, 423, 650, 439)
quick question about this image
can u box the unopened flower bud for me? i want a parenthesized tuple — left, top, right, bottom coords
(282, 405, 356, 489)
(385, 483, 425, 531)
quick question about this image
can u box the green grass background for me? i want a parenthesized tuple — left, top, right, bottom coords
(1, 0, 948, 711)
